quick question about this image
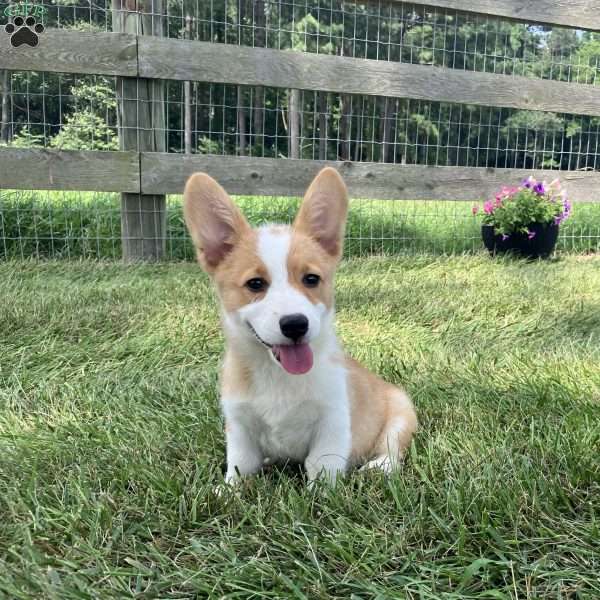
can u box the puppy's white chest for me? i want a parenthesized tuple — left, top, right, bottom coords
(228, 362, 348, 463)
(253, 389, 322, 461)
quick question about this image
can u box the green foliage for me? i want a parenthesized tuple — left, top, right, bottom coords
(63, 20, 106, 32)
(575, 37, 600, 65)
(501, 112, 565, 167)
(503, 110, 564, 133)
(290, 14, 342, 54)
(71, 81, 116, 110)
(572, 36, 600, 84)
(51, 110, 118, 151)
(403, 24, 435, 64)
(197, 136, 223, 155)
(547, 28, 578, 58)
(541, 155, 561, 168)
(566, 121, 583, 138)
(3, 126, 45, 148)
(410, 113, 439, 138)
(50, 79, 118, 151)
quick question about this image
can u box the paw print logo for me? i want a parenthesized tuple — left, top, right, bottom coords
(5, 16, 44, 48)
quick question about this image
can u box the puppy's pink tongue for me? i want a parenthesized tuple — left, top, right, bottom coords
(275, 343, 313, 375)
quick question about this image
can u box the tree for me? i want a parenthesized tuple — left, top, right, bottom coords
(253, 0, 266, 154)
(236, 0, 248, 156)
(50, 80, 118, 151)
(183, 15, 193, 154)
(0, 70, 10, 145)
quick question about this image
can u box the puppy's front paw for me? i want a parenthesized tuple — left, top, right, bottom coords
(214, 479, 241, 499)
(213, 483, 229, 498)
(305, 457, 347, 487)
(224, 470, 240, 485)
(210, 468, 240, 497)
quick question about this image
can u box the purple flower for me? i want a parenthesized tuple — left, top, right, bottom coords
(527, 230, 537, 240)
(502, 234, 510, 241)
(533, 182, 545, 195)
(522, 178, 534, 189)
(483, 201, 494, 215)
(554, 215, 563, 225)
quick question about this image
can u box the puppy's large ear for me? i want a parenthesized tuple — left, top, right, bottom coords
(183, 173, 250, 272)
(294, 167, 349, 260)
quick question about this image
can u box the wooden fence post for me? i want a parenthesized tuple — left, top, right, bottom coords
(112, 0, 166, 261)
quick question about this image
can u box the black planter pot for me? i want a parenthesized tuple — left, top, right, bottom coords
(482, 223, 559, 259)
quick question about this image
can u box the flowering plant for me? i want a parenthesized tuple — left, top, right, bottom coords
(472, 177, 571, 240)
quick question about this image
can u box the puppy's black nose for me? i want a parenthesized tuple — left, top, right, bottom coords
(279, 314, 309, 341)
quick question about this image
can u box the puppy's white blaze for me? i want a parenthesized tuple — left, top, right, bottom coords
(256, 226, 291, 288)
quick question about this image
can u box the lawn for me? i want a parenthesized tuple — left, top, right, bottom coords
(0, 256, 599, 598)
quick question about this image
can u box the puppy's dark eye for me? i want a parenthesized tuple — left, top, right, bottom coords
(246, 277, 267, 292)
(302, 273, 321, 288)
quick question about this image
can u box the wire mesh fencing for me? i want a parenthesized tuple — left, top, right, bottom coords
(2, 189, 599, 260)
(1, 0, 600, 258)
(4, 72, 600, 168)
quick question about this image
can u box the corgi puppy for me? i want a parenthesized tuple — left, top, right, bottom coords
(184, 168, 417, 485)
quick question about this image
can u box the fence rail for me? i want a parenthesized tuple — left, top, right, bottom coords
(3, 31, 600, 117)
(0, 149, 139, 192)
(3, 148, 600, 202)
(0, 30, 136, 76)
(139, 39, 600, 117)
(141, 153, 600, 201)
(415, 0, 600, 30)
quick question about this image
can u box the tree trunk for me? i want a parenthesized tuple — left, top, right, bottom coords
(1, 0, 11, 144)
(338, 38, 353, 161)
(236, 0, 247, 155)
(289, 89, 300, 159)
(237, 87, 247, 156)
(379, 97, 393, 163)
(318, 92, 328, 160)
(184, 15, 193, 154)
(253, 87, 264, 155)
(252, 0, 265, 153)
(0, 70, 10, 144)
(339, 94, 352, 160)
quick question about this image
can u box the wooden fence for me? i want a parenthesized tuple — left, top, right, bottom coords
(1, 0, 600, 260)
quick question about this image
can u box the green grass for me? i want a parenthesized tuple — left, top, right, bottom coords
(2, 190, 600, 258)
(1, 256, 599, 598)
